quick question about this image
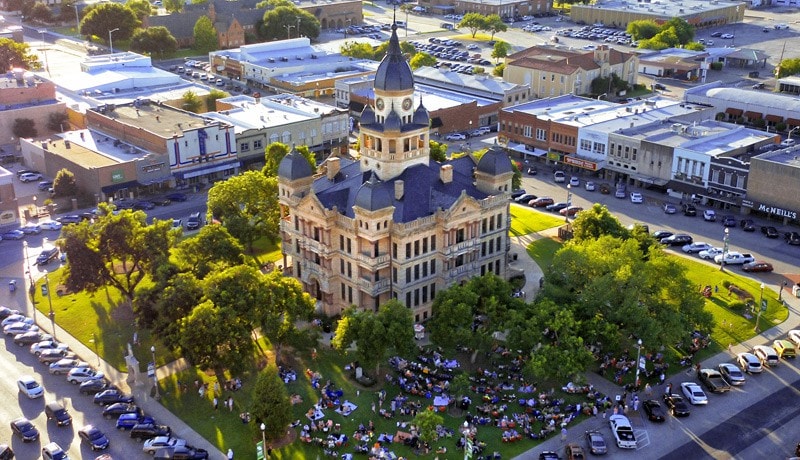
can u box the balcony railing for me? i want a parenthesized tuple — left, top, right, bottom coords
(357, 277, 391, 296)
(356, 252, 391, 267)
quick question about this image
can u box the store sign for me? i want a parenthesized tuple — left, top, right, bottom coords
(142, 163, 165, 173)
(111, 170, 124, 182)
(564, 155, 598, 171)
(742, 199, 797, 220)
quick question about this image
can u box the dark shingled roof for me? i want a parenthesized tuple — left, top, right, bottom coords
(373, 23, 414, 92)
(277, 146, 313, 180)
(477, 146, 514, 175)
(312, 157, 490, 223)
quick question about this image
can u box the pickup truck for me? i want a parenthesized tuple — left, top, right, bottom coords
(713, 252, 755, 265)
(609, 414, 636, 449)
(698, 369, 731, 393)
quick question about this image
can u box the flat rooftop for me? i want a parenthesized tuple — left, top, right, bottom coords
(414, 67, 522, 97)
(91, 102, 214, 139)
(205, 94, 328, 132)
(502, 94, 618, 120)
(577, 0, 744, 16)
(582, 100, 710, 133)
(681, 125, 775, 157)
(757, 146, 800, 167)
(351, 81, 497, 112)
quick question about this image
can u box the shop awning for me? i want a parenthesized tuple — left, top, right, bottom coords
(631, 174, 668, 186)
(725, 108, 743, 116)
(787, 118, 800, 127)
(765, 114, 783, 123)
(506, 142, 546, 157)
(101, 180, 141, 194)
(174, 161, 238, 180)
(745, 111, 762, 119)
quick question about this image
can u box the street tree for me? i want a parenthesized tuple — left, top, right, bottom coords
(429, 140, 447, 162)
(776, 58, 800, 78)
(260, 6, 319, 41)
(12, 118, 37, 139)
(134, 270, 204, 350)
(60, 206, 175, 305)
(206, 88, 228, 111)
(377, 299, 416, 358)
(206, 170, 280, 251)
(52, 168, 77, 197)
(0, 38, 38, 72)
(174, 225, 244, 279)
(125, 0, 152, 21)
(28, 3, 53, 23)
(484, 14, 507, 41)
(428, 285, 478, 351)
(163, 0, 183, 13)
(79, 3, 139, 43)
(264, 143, 316, 177)
(663, 18, 694, 44)
(193, 16, 218, 53)
(130, 26, 178, 56)
(409, 51, 436, 70)
(178, 300, 254, 381)
(46, 112, 69, 132)
(491, 41, 511, 63)
(412, 409, 444, 446)
(181, 90, 202, 113)
(331, 307, 387, 376)
(493, 62, 505, 77)
(626, 19, 660, 41)
(459, 13, 486, 38)
(570, 203, 627, 243)
(339, 41, 375, 59)
(250, 365, 293, 441)
(254, 269, 315, 363)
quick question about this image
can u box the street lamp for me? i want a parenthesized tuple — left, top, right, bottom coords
(37, 30, 50, 77)
(283, 24, 295, 39)
(260, 422, 267, 458)
(405, 8, 409, 38)
(108, 28, 119, 54)
(597, 93, 607, 101)
(788, 126, 799, 141)
(151, 345, 160, 400)
(462, 420, 470, 460)
(22, 241, 36, 321)
(89, 333, 100, 366)
(74, 4, 80, 36)
(634, 338, 643, 390)
(779, 281, 788, 302)
(344, 18, 352, 39)
(42, 269, 56, 340)
(755, 282, 765, 332)
(296, 17, 301, 38)
(720, 227, 730, 271)
(565, 184, 572, 223)
(732, 6, 740, 47)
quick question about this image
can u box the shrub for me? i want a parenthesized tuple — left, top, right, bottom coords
(721, 280, 731, 289)
(775, 122, 787, 132)
(710, 62, 723, 71)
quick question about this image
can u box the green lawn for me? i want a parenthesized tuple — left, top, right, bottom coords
(509, 204, 564, 237)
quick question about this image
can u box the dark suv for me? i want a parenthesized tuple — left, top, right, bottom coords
(682, 204, 697, 216)
(130, 423, 171, 441)
(186, 212, 202, 230)
(36, 246, 60, 265)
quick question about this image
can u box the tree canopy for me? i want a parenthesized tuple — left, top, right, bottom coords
(259, 6, 320, 41)
(632, 17, 695, 50)
(459, 13, 486, 38)
(263, 142, 316, 177)
(250, 366, 293, 441)
(52, 168, 77, 197)
(409, 51, 436, 70)
(0, 38, 38, 72)
(79, 3, 139, 43)
(776, 58, 800, 78)
(491, 41, 511, 63)
(193, 16, 218, 53)
(130, 26, 177, 56)
(484, 14, 507, 41)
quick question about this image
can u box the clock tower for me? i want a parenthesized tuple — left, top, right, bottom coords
(358, 20, 430, 181)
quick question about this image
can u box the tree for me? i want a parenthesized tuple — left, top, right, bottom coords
(473, 66, 485, 75)
(12, 118, 37, 138)
(412, 409, 444, 446)
(493, 62, 505, 77)
(339, 41, 375, 59)
(253, 270, 315, 363)
(429, 140, 447, 162)
(206, 88, 228, 111)
(193, 16, 218, 53)
(130, 26, 177, 56)
(491, 41, 511, 63)
(181, 90, 202, 113)
(484, 14, 507, 41)
(125, 0, 152, 21)
(331, 307, 387, 376)
(60, 206, 175, 305)
(459, 13, 486, 38)
(28, 3, 53, 23)
(428, 285, 477, 350)
(52, 168, 78, 197)
(570, 203, 627, 243)
(776, 58, 800, 78)
(204, 265, 268, 344)
(250, 366, 293, 441)
(263, 142, 315, 177)
(256, 0, 293, 8)
(372, 40, 416, 61)
(163, 0, 183, 13)
(206, 170, 280, 251)
(626, 20, 660, 41)
(685, 42, 705, 51)
(178, 300, 254, 381)
(134, 270, 204, 350)
(46, 112, 69, 132)
(377, 300, 416, 358)
(664, 18, 694, 45)
(510, 156, 521, 191)
(260, 6, 320, 41)
(0, 38, 38, 72)
(409, 51, 436, 70)
(79, 3, 139, 43)
(174, 224, 244, 279)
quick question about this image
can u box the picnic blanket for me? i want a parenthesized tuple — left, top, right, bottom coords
(433, 396, 450, 407)
(306, 407, 325, 421)
(335, 401, 358, 417)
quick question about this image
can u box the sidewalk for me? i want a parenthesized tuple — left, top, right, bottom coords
(0, 262, 226, 460)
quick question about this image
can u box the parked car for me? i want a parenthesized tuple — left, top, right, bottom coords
(36, 246, 60, 265)
(0, 444, 14, 460)
(698, 247, 724, 260)
(38, 348, 76, 364)
(510, 189, 527, 200)
(554, 171, 566, 183)
(652, 230, 673, 240)
(772, 339, 796, 359)
(57, 215, 82, 224)
(642, 400, 666, 422)
(30, 339, 68, 356)
(660, 234, 693, 246)
(130, 423, 172, 441)
(186, 212, 203, 230)
(94, 389, 134, 406)
(697, 369, 731, 393)
(569, 176, 580, 187)
(67, 367, 104, 384)
(45, 401, 73, 426)
(663, 203, 677, 214)
(703, 209, 716, 222)
(740, 219, 756, 232)
(19, 172, 43, 182)
(584, 430, 607, 455)
(3, 322, 37, 336)
(2, 229, 24, 240)
(752, 345, 779, 367)
(152, 445, 209, 460)
(761, 226, 779, 238)
(742, 261, 773, 273)
(546, 202, 570, 213)
(14, 330, 50, 346)
(584, 181, 596, 191)
(629, 192, 643, 203)
(143, 437, 187, 455)
(17, 375, 44, 399)
(0, 306, 19, 319)
(736, 352, 763, 374)
(722, 215, 737, 227)
(785, 231, 800, 245)
(680, 382, 708, 405)
(560, 206, 583, 217)
(102, 403, 142, 419)
(116, 414, 155, 431)
(20, 223, 42, 235)
(79, 424, 110, 451)
(41, 442, 68, 460)
(10, 418, 39, 442)
(50, 359, 89, 375)
(514, 193, 537, 204)
(682, 204, 697, 216)
(38, 180, 54, 191)
(682, 242, 712, 254)
(598, 183, 612, 194)
(718, 363, 746, 385)
(663, 393, 690, 416)
(40, 221, 63, 231)
(529, 197, 554, 208)
(787, 330, 800, 347)
(165, 192, 187, 202)
(80, 379, 114, 395)
(444, 133, 466, 141)
(714, 252, 755, 265)
(2, 314, 32, 327)
(608, 415, 636, 449)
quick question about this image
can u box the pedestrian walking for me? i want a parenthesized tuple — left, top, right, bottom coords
(728, 343, 733, 353)
(228, 396, 234, 411)
(592, 405, 598, 417)
(644, 383, 652, 396)
(227, 448, 234, 459)
(602, 409, 607, 419)
(659, 372, 665, 385)
(371, 402, 376, 413)
(561, 426, 567, 442)
(133, 331, 139, 346)
(633, 398, 639, 412)
(213, 397, 219, 410)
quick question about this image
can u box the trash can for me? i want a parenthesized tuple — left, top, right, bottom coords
(9, 280, 17, 292)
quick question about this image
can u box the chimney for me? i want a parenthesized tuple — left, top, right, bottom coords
(326, 157, 340, 180)
(395, 180, 404, 200)
(64, 140, 71, 149)
(440, 164, 453, 184)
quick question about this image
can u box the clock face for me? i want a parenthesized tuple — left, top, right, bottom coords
(375, 98, 384, 111)
(402, 97, 413, 111)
